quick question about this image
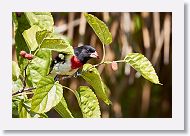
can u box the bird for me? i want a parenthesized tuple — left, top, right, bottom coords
(49, 45, 99, 80)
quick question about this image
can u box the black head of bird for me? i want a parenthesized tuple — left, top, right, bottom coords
(74, 45, 99, 64)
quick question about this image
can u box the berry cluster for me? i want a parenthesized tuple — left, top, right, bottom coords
(20, 51, 33, 60)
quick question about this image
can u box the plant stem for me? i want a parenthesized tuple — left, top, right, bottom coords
(114, 60, 126, 63)
(91, 60, 126, 68)
(12, 85, 76, 97)
(12, 87, 36, 97)
(101, 43, 106, 64)
(20, 61, 29, 92)
(62, 85, 75, 94)
(83, 59, 126, 73)
(33, 48, 39, 56)
(14, 91, 34, 97)
(93, 43, 106, 67)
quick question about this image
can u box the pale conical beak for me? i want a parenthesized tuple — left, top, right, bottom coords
(90, 51, 99, 58)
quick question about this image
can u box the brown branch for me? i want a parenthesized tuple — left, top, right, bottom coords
(12, 87, 36, 96)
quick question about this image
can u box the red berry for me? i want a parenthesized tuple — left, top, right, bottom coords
(20, 51, 27, 57)
(24, 54, 33, 60)
(111, 61, 118, 71)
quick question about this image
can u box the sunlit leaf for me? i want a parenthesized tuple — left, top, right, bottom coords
(84, 13, 112, 45)
(18, 98, 48, 118)
(12, 61, 23, 94)
(12, 96, 23, 118)
(12, 61, 20, 81)
(24, 12, 54, 32)
(75, 86, 101, 118)
(36, 30, 51, 45)
(12, 79, 23, 94)
(22, 25, 42, 51)
(39, 32, 74, 54)
(54, 97, 74, 118)
(26, 49, 51, 86)
(18, 99, 32, 118)
(81, 64, 111, 105)
(124, 53, 162, 85)
(23, 27, 74, 54)
(31, 76, 63, 113)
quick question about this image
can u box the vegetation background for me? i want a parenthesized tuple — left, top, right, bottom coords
(12, 12, 172, 118)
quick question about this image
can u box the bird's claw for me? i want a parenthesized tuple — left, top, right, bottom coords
(54, 75, 60, 81)
(74, 72, 81, 78)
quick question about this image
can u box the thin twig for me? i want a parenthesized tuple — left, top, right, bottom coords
(82, 60, 126, 74)
(62, 85, 76, 95)
(12, 87, 36, 96)
(101, 44, 106, 63)
(20, 62, 30, 92)
(12, 85, 76, 97)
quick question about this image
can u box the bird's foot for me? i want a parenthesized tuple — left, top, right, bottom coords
(54, 75, 60, 81)
(74, 72, 81, 78)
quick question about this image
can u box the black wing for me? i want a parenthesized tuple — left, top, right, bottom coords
(49, 53, 66, 73)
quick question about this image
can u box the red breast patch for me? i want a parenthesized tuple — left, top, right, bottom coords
(71, 56, 83, 69)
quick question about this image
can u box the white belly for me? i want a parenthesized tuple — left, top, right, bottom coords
(50, 55, 78, 76)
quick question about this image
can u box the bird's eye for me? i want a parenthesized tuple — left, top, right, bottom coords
(86, 49, 90, 53)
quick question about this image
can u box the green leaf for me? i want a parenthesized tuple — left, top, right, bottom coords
(36, 30, 51, 45)
(22, 25, 42, 51)
(18, 99, 32, 118)
(81, 64, 111, 105)
(40, 39, 74, 54)
(15, 13, 31, 33)
(12, 79, 23, 94)
(75, 86, 101, 118)
(84, 13, 112, 45)
(12, 61, 20, 81)
(12, 101, 19, 118)
(54, 97, 74, 118)
(31, 76, 63, 113)
(18, 98, 48, 118)
(25, 30, 74, 54)
(23, 27, 74, 54)
(24, 12, 54, 32)
(39, 32, 74, 54)
(12, 61, 23, 94)
(26, 49, 51, 86)
(124, 53, 162, 85)
(12, 96, 22, 118)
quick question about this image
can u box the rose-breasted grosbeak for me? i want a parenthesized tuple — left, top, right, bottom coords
(50, 45, 99, 80)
